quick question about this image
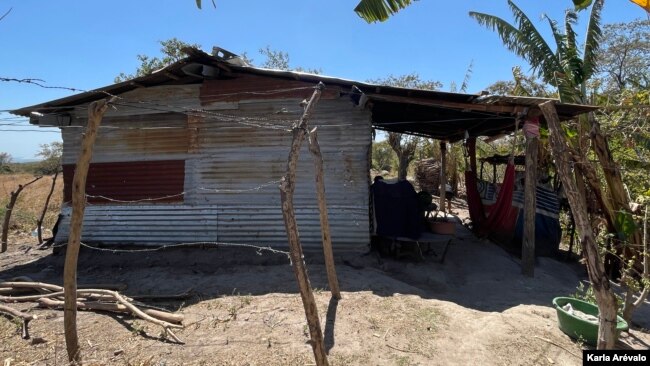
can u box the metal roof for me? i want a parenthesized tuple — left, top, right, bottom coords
(11, 47, 597, 142)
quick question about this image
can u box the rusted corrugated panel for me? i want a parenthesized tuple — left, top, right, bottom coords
(200, 73, 341, 105)
(61, 112, 190, 165)
(185, 98, 372, 251)
(62, 160, 185, 203)
(55, 205, 218, 244)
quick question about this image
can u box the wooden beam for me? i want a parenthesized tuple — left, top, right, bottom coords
(63, 97, 115, 364)
(522, 134, 538, 277)
(366, 93, 524, 115)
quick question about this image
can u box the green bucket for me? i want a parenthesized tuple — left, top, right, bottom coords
(552, 297, 628, 346)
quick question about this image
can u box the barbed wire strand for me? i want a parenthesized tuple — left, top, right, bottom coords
(82, 179, 283, 203)
(46, 241, 291, 261)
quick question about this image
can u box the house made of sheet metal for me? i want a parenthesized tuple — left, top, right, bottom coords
(12, 47, 594, 252)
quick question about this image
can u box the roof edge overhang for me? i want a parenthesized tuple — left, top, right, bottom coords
(11, 47, 598, 141)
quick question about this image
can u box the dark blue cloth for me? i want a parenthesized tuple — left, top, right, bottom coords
(512, 184, 562, 257)
(371, 180, 422, 240)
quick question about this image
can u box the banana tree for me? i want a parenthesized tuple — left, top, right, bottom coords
(470, 0, 647, 348)
(195, 0, 417, 23)
(354, 0, 414, 23)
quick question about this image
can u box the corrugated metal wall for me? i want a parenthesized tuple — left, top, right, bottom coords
(56, 82, 372, 251)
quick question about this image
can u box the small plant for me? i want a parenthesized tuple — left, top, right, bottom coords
(239, 294, 252, 307)
(131, 321, 147, 336)
(572, 281, 624, 316)
(367, 316, 380, 331)
(228, 305, 238, 320)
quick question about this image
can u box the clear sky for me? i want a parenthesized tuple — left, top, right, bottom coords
(0, 0, 644, 160)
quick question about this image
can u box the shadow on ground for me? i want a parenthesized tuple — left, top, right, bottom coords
(2, 220, 649, 332)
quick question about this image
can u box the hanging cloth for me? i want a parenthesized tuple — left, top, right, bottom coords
(477, 162, 517, 237)
(465, 118, 520, 235)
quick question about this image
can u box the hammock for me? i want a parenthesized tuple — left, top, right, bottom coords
(464, 124, 561, 256)
(466, 162, 518, 237)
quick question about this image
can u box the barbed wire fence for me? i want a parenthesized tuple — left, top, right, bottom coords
(1, 76, 342, 365)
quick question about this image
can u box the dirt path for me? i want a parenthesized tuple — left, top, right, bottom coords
(1, 221, 648, 365)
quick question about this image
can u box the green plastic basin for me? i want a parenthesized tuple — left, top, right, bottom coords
(552, 297, 628, 346)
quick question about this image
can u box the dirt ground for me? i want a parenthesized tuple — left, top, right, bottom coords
(1, 209, 649, 365)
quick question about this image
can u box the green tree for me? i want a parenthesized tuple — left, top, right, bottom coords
(371, 140, 397, 172)
(485, 66, 553, 97)
(0, 152, 12, 173)
(115, 38, 201, 82)
(36, 142, 62, 175)
(470, 0, 643, 348)
(367, 73, 442, 180)
(597, 19, 650, 94)
(257, 46, 321, 74)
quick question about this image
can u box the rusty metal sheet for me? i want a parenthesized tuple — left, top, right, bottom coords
(62, 160, 185, 203)
(200, 73, 341, 105)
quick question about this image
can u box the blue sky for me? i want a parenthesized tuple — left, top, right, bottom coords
(0, 0, 644, 160)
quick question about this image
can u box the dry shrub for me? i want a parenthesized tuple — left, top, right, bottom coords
(0, 173, 63, 237)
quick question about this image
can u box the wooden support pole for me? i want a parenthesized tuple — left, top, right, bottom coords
(540, 100, 618, 350)
(467, 137, 477, 174)
(63, 97, 114, 364)
(522, 134, 538, 277)
(279, 83, 328, 366)
(308, 128, 341, 300)
(439, 141, 447, 215)
(1, 176, 42, 253)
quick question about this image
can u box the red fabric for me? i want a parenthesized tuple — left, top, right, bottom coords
(478, 162, 517, 236)
(466, 162, 518, 237)
(479, 162, 518, 235)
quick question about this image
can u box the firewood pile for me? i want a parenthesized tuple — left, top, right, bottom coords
(0, 277, 186, 343)
(414, 158, 441, 195)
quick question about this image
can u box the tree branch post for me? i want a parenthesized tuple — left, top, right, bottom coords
(63, 97, 114, 364)
(279, 83, 329, 366)
(540, 101, 618, 349)
(1, 176, 42, 253)
(37, 171, 59, 244)
(308, 128, 341, 300)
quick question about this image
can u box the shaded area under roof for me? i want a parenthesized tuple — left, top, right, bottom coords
(12, 47, 597, 142)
